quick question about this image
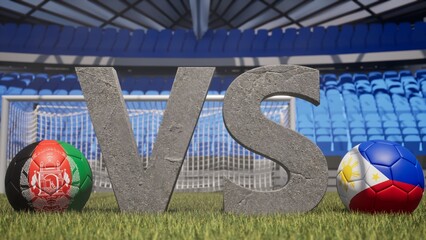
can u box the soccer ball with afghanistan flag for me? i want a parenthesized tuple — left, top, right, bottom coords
(337, 140, 424, 213)
(5, 140, 92, 212)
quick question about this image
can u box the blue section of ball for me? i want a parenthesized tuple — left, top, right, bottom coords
(357, 140, 423, 188)
(395, 145, 417, 165)
(365, 143, 400, 166)
(391, 158, 420, 187)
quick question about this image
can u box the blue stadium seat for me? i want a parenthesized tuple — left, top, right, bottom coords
(341, 83, 356, 95)
(333, 127, 347, 136)
(299, 128, 314, 136)
(327, 92, 344, 114)
(404, 135, 421, 155)
(351, 24, 368, 51)
(365, 23, 382, 51)
(367, 127, 384, 136)
(392, 94, 411, 112)
(415, 69, 426, 79)
(196, 30, 214, 56)
(360, 94, 377, 112)
(336, 25, 353, 52)
(168, 29, 186, 55)
(353, 73, 368, 82)
(126, 29, 145, 56)
(420, 78, 426, 96)
(307, 26, 325, 53)
(368, 71, 383, 81)
(84, 27, 103, 54)
(412, 21, 426, 49)
(68, 26, 89, 54)
(415, 112, 426, 122)
(381, 23, 397, 50)
(371, 79, 387, 95)
(322, 26, 338, 53)
(366, 122, 381, 130)
(97, 28, 117, 54)
(381, 113, 398, 121)
(141, 29, 159, 56)
(410, 97, 426, 112)
(384, 70, 398, 79)
(351, 128, 366, 136)
(352, 135, 367, 147)
(24, 25, 46, 52)
(386, 78, 404, 95)
(400, 120, 416, 128)
(334, 135, 348, 155)
(355, 80, 372, 95)
(20, 73, 34, 86)
(9, 24, 32, 52)
(383, 120, 399, 128)
(252, 29, 268, 55)
(369, 135, 385, 141)
(223, 29, 241, 56)
(0, 23, 17, 51)
(398, 112, 416, 121)
(210, 29, 227, 55)
(338, 73, 352, 84)
(317, 135, 332, 155)
(316, 128, 331, 136)
(112, 29, 130, 55)
(399, 70, 412, 77)
(386, 135, 403, 145)
(266, 28, 283, 54)
(344, 94, 361, 113)
(348, 114, 365, 127)
(402, 127, 419, 136)
(182, 31, 197, 55)
(375, 93, 394, 113)
(396, 22, 411, 50)
(238, 29, 255, 56)
(402, 76, 421, 98)
(120, 78, 135, 95)
(69, 89, 82, 95)
(155, 29, 172, 54)
(293, 27, 311, 53)
(39, 25, 60, 52)
(280, 28, 297, 54)
(54, 26, 75, 53)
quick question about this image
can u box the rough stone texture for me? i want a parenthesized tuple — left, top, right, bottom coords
(222, 65, 328, 214)
(76, 67, 215, 213)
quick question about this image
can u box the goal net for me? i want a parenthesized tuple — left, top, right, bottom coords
(0, 95, 294, 192)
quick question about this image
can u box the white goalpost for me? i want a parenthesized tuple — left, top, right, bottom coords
(0, 95, 295, 193)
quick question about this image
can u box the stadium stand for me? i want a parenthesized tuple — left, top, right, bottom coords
(1, 22, 426, 57)
(1, 69, 425, 157)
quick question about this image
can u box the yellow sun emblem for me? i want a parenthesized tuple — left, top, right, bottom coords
(338, 156, 361, 191)
(372, 173, 380, 181)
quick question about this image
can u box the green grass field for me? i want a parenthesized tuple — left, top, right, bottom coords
(0, 192, 425, 240)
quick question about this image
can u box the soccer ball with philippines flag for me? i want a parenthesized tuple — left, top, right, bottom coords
(5, 140, 92, 212)
(337, 140, 424, 213)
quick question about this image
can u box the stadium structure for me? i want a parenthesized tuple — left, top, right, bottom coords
(0, 0, 425, 193)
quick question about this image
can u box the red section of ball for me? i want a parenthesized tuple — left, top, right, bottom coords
(407, 186, 424, 212)
(349, 187, 376, 212)
(31, 140, 67, 168)
(27, 140, 72, 211)
(375, 185, 408, 213)
(370, 179, 392, 192)
(350, 180, 423, 213)
(393, 180, 416, 193)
